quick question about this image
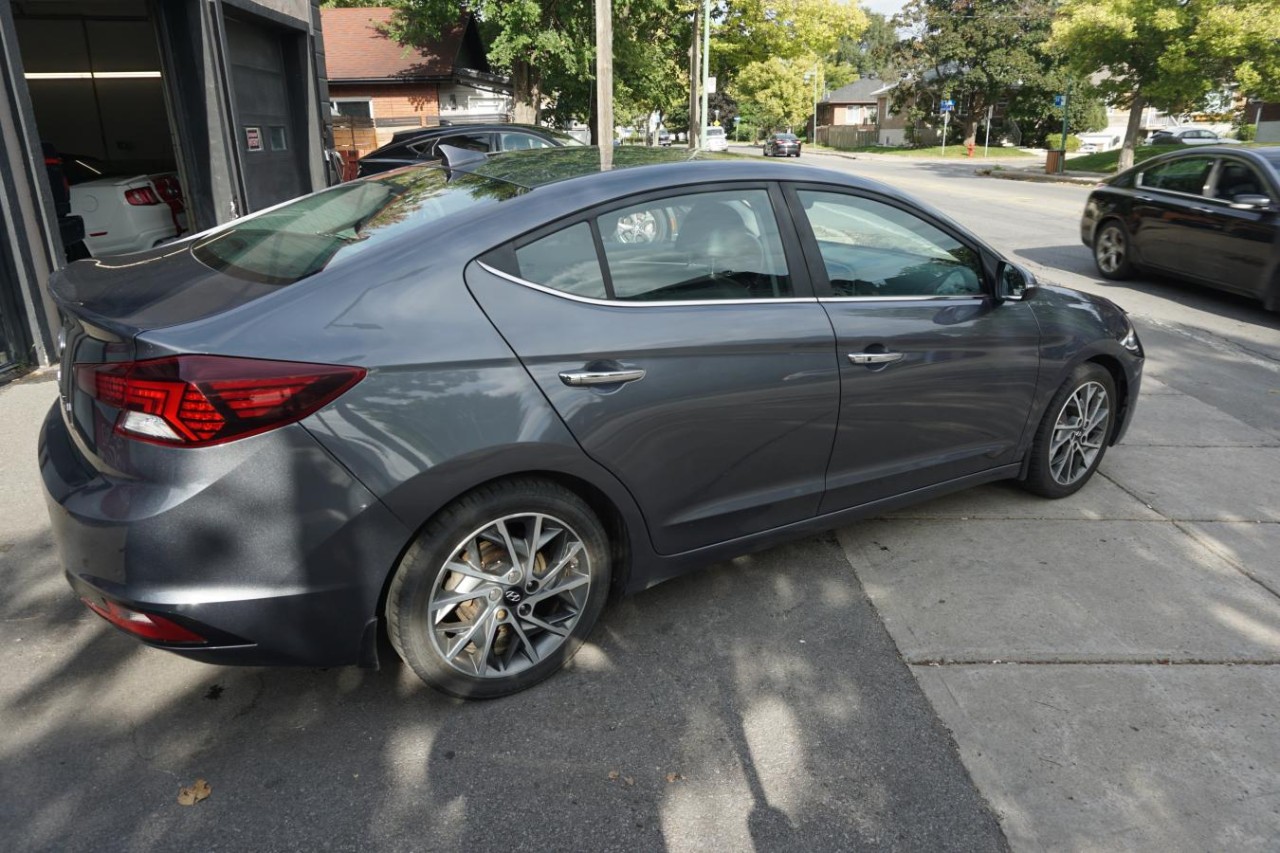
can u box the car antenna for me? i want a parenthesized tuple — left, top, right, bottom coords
(437, 144, 488, 176)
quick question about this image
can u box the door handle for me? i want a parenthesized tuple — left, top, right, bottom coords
(848, 352, 904, 365)
(1190, 206, 1215, 214)
(559, 368, 647, 387)
(1134, 195, 1154, 202)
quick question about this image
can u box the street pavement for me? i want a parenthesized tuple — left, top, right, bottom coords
(2, 149, 1279, 851)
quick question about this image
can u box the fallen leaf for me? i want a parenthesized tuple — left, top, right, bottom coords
(607, 770, 620, 781)
(623, 776, 635, 787)
(665, 773, 684, 783)
(177, 778, 211, 806)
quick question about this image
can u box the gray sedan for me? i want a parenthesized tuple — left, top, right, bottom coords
(41, 147, 1143, 698)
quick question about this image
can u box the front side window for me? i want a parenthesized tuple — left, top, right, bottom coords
(796, 190, 983, 297)
(1139, 157, 1214, 195)
(1212, 160, 1267, 200)
(500, 132, 555, 151)
(595, 189, 793, 301)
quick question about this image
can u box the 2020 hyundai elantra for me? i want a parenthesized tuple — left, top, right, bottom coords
(41, 147, 1143, 698)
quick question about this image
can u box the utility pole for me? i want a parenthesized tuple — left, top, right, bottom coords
(688, 14, 699, 149)
(596, 0, 613, 167)
(700, 0, 710, 148)
(1058, 81, 1070, 174)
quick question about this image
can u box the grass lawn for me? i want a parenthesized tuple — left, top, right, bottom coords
(1068, 141, 1280, 173)
(809, 144, 1034, 159)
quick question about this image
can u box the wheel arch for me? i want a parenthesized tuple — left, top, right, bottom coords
(1084, 353, 1129, 446)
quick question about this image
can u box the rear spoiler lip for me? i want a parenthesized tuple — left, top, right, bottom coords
(47, 263, 141, 344)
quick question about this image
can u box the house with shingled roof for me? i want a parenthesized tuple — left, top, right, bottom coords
(321, 7, 511, 153)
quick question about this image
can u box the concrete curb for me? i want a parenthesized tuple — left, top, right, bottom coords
(979, 168, 1102, 186)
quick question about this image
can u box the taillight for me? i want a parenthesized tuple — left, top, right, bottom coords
(74, 355, 365, 447)
(81, 597, 206, 644)
(124, 187, 161, 205)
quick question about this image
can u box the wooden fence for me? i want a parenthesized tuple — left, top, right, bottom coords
(820, 126, 878, 149)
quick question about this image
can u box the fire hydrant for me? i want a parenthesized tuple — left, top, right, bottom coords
(966, 141, 975, 158)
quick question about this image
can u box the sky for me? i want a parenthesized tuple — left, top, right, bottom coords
(861, 0, 906, 16)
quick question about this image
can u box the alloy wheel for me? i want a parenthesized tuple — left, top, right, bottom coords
(427, 513, 591, 679)
(1095, 226, 1126, 275)
(615, 211, 660, 243)
(1049, 380, 1111, 486)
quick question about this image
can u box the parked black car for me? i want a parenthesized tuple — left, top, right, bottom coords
(1082, 146, 1280, 311)
(43, 147, 1143, 699)
(357, 123, 584, 176)
(764, 132, 802, 157)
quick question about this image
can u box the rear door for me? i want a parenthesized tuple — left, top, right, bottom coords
(465, 184, 840, 554)
(783, 185, 1041, 512)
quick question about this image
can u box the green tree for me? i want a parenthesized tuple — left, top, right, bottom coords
(1050, 0, 1280, 170)
(892, 0, 1056, 149)
(735, 57, 818, 134)
(713, 0, 867, 81)
(835, 12, 898, 80)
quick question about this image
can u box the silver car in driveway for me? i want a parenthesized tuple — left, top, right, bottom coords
(41, 147, 1144, 698)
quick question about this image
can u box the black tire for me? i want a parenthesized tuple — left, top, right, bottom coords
(386, 478, 611, 699)
(1093, 219, 1135, 280)
(1022, 362, 1117, 499)
(1263, 275, 1280, 313)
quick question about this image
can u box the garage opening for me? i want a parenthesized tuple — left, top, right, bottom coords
(13, 0, 188, 260)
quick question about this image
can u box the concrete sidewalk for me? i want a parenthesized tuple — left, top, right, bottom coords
(838, 370, 1280, 850)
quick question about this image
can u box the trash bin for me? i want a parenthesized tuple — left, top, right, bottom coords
(1045, 149, 1064, 175)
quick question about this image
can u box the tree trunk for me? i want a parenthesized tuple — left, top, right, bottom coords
(1118, 92, 1146, 173)
(511, 60, 539, 124)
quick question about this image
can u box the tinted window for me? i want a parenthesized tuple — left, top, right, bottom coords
(411, 133, 493, 158)
(514, 222, 607, 298)
(191, 169, 513, 285)
(1213, 160, 1267, 199)
(595, 189, 792, 301)
(500, 132, 555, 151)
(797, 191, 983, 297)
(1141, 157, 1214, 195)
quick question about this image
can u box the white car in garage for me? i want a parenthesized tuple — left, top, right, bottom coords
(62, 155, 184, 257)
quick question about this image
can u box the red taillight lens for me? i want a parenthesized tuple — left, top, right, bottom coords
(75, 355, 365, 447)
(81, 597, 206, 644)
(124, 187, 161, 206)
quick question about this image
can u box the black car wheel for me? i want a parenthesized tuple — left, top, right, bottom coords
(1022, 363, 1116, 499)
(387, 478, 611, 698)
(1093, 220, 1135, 280)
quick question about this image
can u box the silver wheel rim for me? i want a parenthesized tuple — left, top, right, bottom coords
(427, 513, 591, 679)
(1049, 380, 1111, 486)
(1096, 226, 1125, 274)
(615, 211, 659, 243)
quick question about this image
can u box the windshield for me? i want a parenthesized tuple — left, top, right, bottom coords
(776, 134, 797, 141)
(191, 168, 519, 285)
(706, 127, 725, 136)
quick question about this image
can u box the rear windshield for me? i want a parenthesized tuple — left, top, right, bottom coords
(776, 134, 798, 141)
(706, 127, 725, 136)
(191, 168, 518, 285)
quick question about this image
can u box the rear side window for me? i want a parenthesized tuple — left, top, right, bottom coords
(1140, 157, 1214, 195)
(1212, 160, 1267, 200)
(514, 222, 607, 298)
(192, 169, 516, 285)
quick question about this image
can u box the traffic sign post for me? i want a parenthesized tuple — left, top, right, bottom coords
(940, 99, 954, 155)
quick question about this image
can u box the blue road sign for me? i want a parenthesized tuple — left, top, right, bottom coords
(940, 99, 954, 113)
(1054, 94, 1066, 107)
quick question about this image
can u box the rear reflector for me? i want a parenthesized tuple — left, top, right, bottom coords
(82, 597, 207, 644)
(75, 355, 365, 447)
(124, 187, 161, 206)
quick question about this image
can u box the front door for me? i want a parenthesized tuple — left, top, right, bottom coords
(784, 186, 1041, 513)
(1186, 157, 1278, 298)
(466, 185, 840, 554)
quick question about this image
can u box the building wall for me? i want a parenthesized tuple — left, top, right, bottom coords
(329, 82, 439, 149)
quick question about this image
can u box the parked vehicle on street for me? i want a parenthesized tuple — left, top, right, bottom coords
(1148, 128, 1241, 146)
(60, 154, 184, 257)
(43, 147, 1143, 699)
(1082, 146, 1280, 311)
(764, 132, 802, 157)
(702, 125, 728, 151)
(357, 123, 583, 176)
(656, 129, 672, 147)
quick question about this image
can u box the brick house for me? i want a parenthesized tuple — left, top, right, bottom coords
(816, 78, 910, 148)
(321, 7, 511, 153)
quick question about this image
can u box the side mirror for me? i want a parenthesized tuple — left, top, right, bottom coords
(997, 261, 1034, 301)
(1230, 194, 1276, 211)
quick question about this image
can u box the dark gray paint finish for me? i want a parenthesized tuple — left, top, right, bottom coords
(467, 262, 841, 554)
(819, 298, 1041, 513)
(39, 155, 1145, 668)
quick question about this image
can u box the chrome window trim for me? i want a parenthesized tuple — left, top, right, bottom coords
(818, 294, 985, 303)
(475, 260, 818, 307)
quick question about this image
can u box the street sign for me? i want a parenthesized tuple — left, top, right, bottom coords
(1053, 94, 1066, 107)
(940, 99, 954, 113)
(707, 76, 716, 94)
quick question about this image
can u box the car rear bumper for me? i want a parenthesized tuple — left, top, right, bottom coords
(39, 403, 411, 668)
